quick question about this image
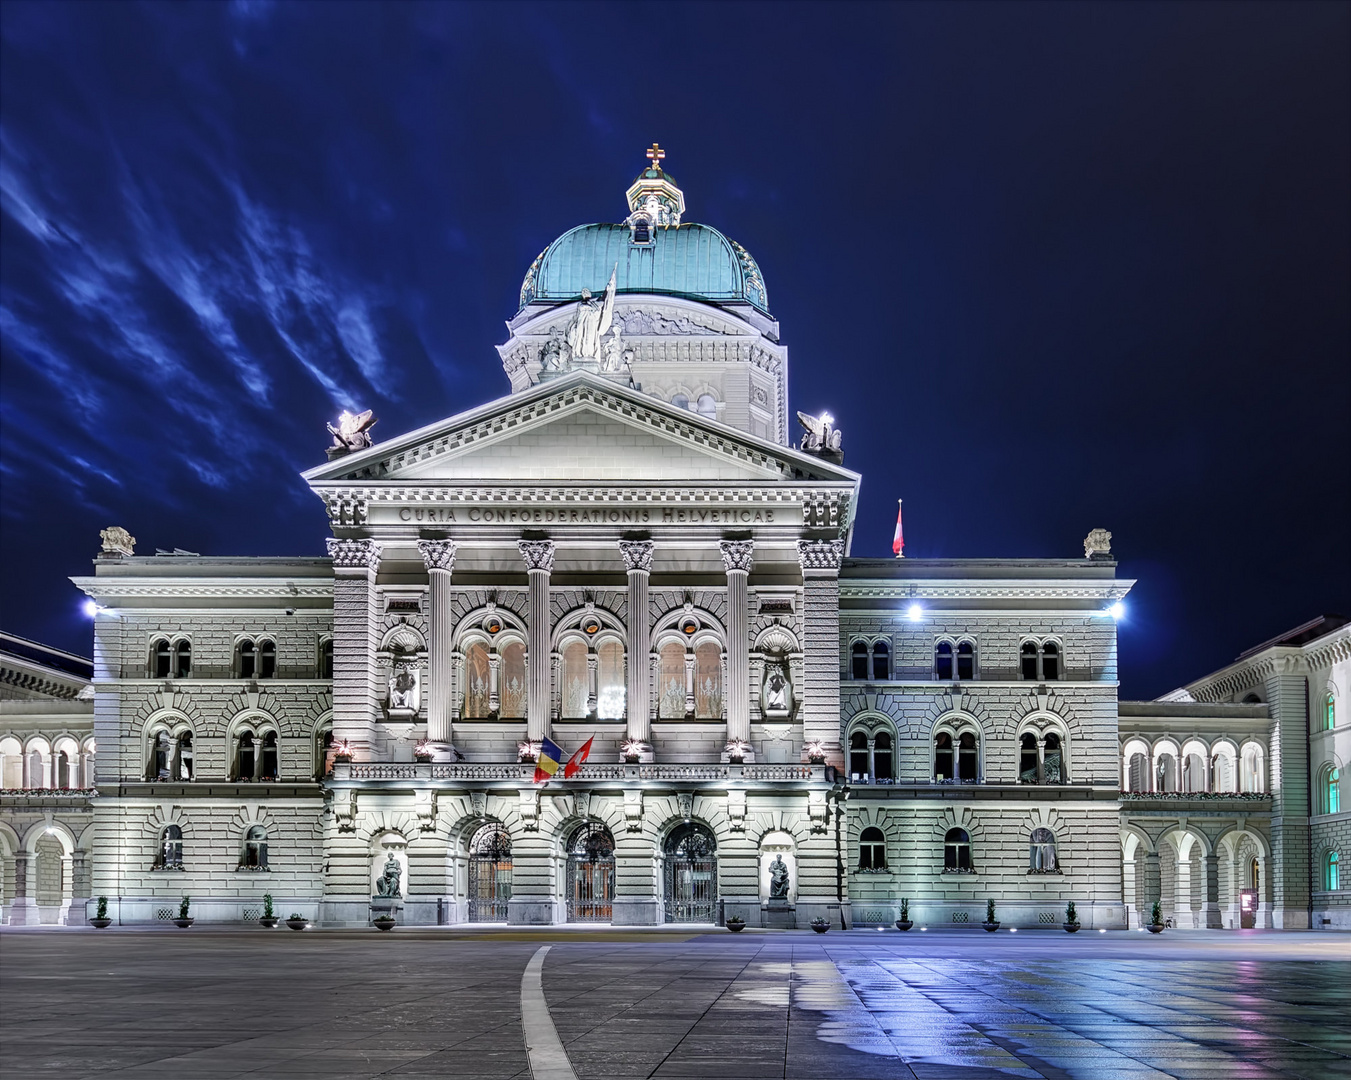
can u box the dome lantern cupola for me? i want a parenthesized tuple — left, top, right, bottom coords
(624, 143, 685, 241)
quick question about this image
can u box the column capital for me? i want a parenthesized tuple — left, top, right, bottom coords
(326, 537, 382, 570)
(618, 539, 655, 573)
(518, 539, 556, 573)
(417, 539, 457, 573)
(797, 538, 844, 572)
(719, 539, 755, 574)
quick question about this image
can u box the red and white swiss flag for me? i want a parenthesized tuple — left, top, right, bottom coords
(892, 499, 905, 557)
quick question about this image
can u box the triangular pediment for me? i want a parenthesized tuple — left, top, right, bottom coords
(303, 373, 857, 487)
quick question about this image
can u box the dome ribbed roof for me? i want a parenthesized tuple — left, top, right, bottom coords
(519, 222, 768, 314)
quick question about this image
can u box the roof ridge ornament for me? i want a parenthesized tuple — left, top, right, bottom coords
(627, 142, 684, 232)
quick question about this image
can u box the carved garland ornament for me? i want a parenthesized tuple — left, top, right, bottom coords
(618, 540, 655, 573)
(797, 539, 844, 571)
(518, 540, 556, 573)
(417, 539, 457, 573)
(326, 538, 382, 570)
(719, 540, 755, 574)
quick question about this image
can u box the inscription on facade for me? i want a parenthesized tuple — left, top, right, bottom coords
(382, 504, 798, 525)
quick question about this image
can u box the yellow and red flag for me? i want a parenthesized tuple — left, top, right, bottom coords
(533, 737, 565, 783)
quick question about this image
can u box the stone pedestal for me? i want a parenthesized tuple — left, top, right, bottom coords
(370, 895, 404, 924)
(762, 901, 796, 929)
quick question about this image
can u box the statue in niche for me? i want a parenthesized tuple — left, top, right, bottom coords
(768, 854, 790, 900)
(388, 659, 419, 713)
(565, 267, 616, 361)
(374, 852, 402, 897)
(763, 662, 792, 716)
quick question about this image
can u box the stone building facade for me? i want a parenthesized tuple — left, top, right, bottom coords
(1, 154, 1345, 929)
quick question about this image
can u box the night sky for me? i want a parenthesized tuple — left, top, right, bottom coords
(1, 2, 1347, 699)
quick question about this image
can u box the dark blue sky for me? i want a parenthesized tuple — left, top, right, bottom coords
(2, 1, 1347, 698)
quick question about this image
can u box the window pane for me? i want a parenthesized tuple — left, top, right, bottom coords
(851, 642, 869, 680)
(871, 642, 890, 681)
(464, 643, 491, 718)
(935, 641, 953, 681)
(1020, 643, 1038, 680)
(1041, 642, 1059, 680)
(597, 639, 625, 719)
(561, 641, 589, 718)
(500, 642, 527, 718)
(694, 642, 722, 719)
(873, 732, 892, 780)
(956, 641, 974, 681)
(659, 642, 687, 719)
(259, 641, 276, 678)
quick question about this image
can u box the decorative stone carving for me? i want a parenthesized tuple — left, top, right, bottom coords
(387, 659, 420, 715)
(470, 790, 487, 819)
(519, 788, 540, 831)
(623, 789, 643, 833)
(414, 788, 436, 832)
(768, 854, 790, 899)
(540, 327, 568, 370)
(1084, 528, 1113, 559)
(727, 789, 746, 831)
(809, 790, 829, 833)
(616, 308, 736, 337)
(332, 789, 356, 832)
(417, 539, 457, 573)
(797, 539, 844, 571)
(796, 410, 842, 454)
(719, 540, 755, 574)
(618, 540, 655, 573)
(327, 409, 377, 453)
(99, 526, 136, 557)
(677, 792, 693, 822)
(373, 852, 402, 897)
(574, 790, 591, 820)
(518, 540, 556, 573)
(326, 538, 381, 570)
(565, 268, 616, 361)
(762, 661, 792, 718)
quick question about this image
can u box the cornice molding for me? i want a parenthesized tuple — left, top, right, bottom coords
(71, 579, 334, 600)
(840, 581, 1131, 601)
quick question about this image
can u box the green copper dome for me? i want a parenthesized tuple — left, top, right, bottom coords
(519, 222, 768, 314)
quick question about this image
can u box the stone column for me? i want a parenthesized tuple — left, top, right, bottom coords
(1202, 853, 1222, 928)
(519, 540, 556, 743)
(619, 541, 654, 754)
(1141, 849, 1161, 924)
(417, 540, 457, 759)
(720, 541, 754, 756)
(327, 539, 382, 760)
(1174, 853, 1193, 928)
(798, 540, 845, 767)
(10, 851, 36, 926)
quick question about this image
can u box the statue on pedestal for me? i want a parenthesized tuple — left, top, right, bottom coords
(374, 853, 402, 898)
(566, 267, 616, 361)
(768, 854, 790, 900)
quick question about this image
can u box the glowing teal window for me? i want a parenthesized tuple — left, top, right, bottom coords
(1326, 851, 1340, 891)
(1327, 768, 1341, 815)
(1327, 694, 1337, 731)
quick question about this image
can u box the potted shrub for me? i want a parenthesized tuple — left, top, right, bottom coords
(1147, 900, 1165, 933)
(90, 895, 112, 929)
(372, 913, 397, 931)
(1063, 900, 1080, 933)
(810, 916, 830, 934)
(259, 893, 278, 929)
(173, 895, 194, 928)
(725, 915, 746, 933)
(895, 898, 913, 931)
(286, 912, 310, 931)
(982, 898, 1000, 932)
(413, 740, 433, 764)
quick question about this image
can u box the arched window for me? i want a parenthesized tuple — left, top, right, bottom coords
(561, 640, 589, 718)
(260, 731, 278, 780)
(943, 827, 971, 872)
(147, 729, 193, 782)
(242, 825, 268, 869)
(173, 640, 192, 678)
(236, 732, 256, 781)
(671, 393, 690, 410)
(1242, 692, 1261, 704)
(314, 723, 334, 781)
(1183, 752, 1206, 793)
(1210, 751, 1235, 793)
(694, 642, 722, 719)
(852, 641, 870, 680)
(152, 638, 172, 678)
(934, 732, 953, 781)
(871, 641, 890, 681)
(1323, 767, 1341, 815)
(849, 731, 869, 780)
(1041, 642, 1059, 680)
(155, 824, 184, 870)
(463, 642, 491, 718)
(176, 733, 194, 781)
(858, 827, 887, 871)
(238, 639, 257, 679)
(1241, 744, 1264, 793)
(658, 641, 687, 718)
(1043, 732, 1063, 783)
(935, 641, 954, 681)
(1326, 851, 1341, 891)
(1156, 752, 1177, 793)
(597, 639, 625, 719)
(1127, 752, 1148, 792)
(873, 732, 893, 781)
(500, 641, 527, 719)
(956, 641, 975, 681)
(632, 219, 651, 244)
(1019, 733, 1039, 783)
(1326, 694, 1337, 731)
(1020, 641, 1038, 680)
(1029, 827, 1058, 872)
(259, 639, 276, 679)
(695, 393, 717, 420)
(957, 731, 978, 781)
(319, 638, 334, 679)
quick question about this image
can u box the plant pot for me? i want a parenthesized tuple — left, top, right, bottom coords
(726, 921, 745, 933)
(89, 917, 112, 929)
(173, 917, 194, 928)
(259, 916, 279, 929)
(372, 916, 397, 932)
(982, 921, 1000, 932)
(286, 918, 309, 931)
(1063, 922, 1080, 933)
(895, 920, 913, 931)
(1147, 923, 1164, 934)
(810, 921, 829, 934)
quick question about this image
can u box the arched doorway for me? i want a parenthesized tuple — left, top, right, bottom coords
(663, 822, 716, 923)
(565, 821, 614, 923)
(467, 823, 512, 922)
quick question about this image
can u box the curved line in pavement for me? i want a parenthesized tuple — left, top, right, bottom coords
(521, 944, 578, 1080)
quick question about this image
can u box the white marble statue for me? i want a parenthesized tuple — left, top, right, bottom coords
(797, 411, 842, 454)
(388, 662, 419, 712)
(566, 267, 616, 361)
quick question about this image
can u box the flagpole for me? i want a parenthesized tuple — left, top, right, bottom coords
(893, 499, 905, 559)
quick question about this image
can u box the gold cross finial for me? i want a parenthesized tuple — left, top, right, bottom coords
(646, 143, 666, 171)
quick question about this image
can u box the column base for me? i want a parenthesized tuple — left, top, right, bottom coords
(8, 898, 39, 926)
(611, 898, 661, 925)
(507, 897, 559, 925)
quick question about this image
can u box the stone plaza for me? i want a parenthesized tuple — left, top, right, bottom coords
(1, 924, 1348, 1079)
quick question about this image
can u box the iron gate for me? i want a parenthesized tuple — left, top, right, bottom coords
(467, 823, 512, 922)
(663, 822, 717, 923)
(566, 821, 614, 922)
